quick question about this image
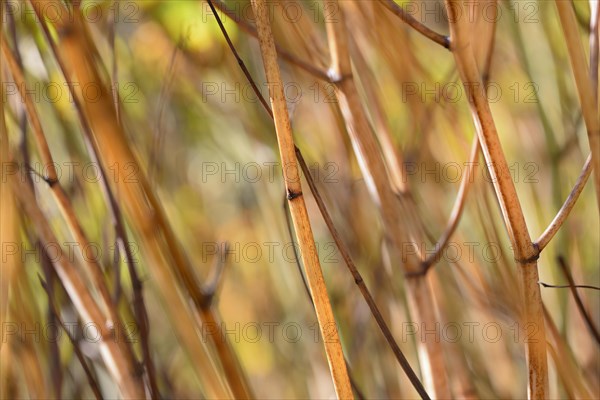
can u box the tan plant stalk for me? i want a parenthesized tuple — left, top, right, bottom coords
(1, 32, 146, 397)
(0, 2, 16, 346)
(11, 176, 145, 399)
(423, 137, 480, 270)
(249, 0, 353, 397)
(555, 0, 600, 212)
(536, 155, 592, 251)
(444, 0, 548, 397)
(378, 0, 449, 48)
(29, 1, 249, 397)
(323, 1, 450, 396)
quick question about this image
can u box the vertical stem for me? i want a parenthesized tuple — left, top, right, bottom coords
(249, 0, 353, 397)
(444, 0, 548, 398)
(323, 1, 450, 397)
(555, 0, 600, 212)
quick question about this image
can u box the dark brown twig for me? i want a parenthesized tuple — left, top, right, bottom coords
(555, 256, 600, 345)
(209, 0, 330, 81)
(32, 13, 160, 398)
(208, 2, 429, 396)
(379, 0, 450, 48)
(38, 275, 104, 400)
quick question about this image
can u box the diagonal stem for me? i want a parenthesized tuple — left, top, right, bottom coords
(444, 1, 548, 397)
(249, 0, 354, 397)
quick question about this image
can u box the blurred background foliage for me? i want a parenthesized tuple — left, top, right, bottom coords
(1, 0, 599, 398)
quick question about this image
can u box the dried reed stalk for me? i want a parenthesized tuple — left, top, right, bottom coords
(324, 1, 450, 396)
(445, 0, 548, 397)
(250, 0, 354, 397)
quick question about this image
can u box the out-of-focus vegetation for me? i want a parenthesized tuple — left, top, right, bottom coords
(0, 0, 598, 399)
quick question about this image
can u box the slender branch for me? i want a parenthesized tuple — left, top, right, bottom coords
(444, 0, 548, 397)
(29, 1, 234, 396)
(38, 276, 104, 400)
(206, 5, 427, 396)
(283, 198, 366, 400)
(201, 242, 229, 302)
(296, 150, 430, 400)
(555, 0, 600, 212)
(250, 0, 353, 397)
(30, 13, 160, 397)
(378, 0, 450, 49)
(422, 136, 480, 271)
(535, 154, 592, 251)
(13, 175, 145, 399)
(208, 0, 330, 81)
(556, 256, 600, 345)
(149, 42, 179, 184)
(421, 2, 496, 274)
(539, 282, 600, 291)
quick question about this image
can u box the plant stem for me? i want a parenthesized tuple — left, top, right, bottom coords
(249, 0, 353, 397)
(379, 0, 450, 48)
(13, 177, 145, 399)
(555, 0, 600, 213)
(556, 256, 600, 345)
(324, 1, 450, 396)
(535, 155, 592, 251)
(444, 0, 548, 397)
(29, 1, 236, 396)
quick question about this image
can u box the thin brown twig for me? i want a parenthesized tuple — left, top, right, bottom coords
(209, 0, 330, 81)
(149, 41, 179, 184)
(444, 0, 548, 396)
(250, 0, 353, 396)
(556, 256, 600, 345)
(555, 0, 600, 212)
(296, 150, 431, 400)
(422, 136, 480, 271)
(535, 154, 592, 251)
(539, 282, 600, 291)
(38, 275, 104, 400)
(378, 0, 450, 49)
(206, 0, 273, 118)
(208, 4, 428, 396)
(201, 242, 229, 302)
(282, 198, 366, 400)
(29, 1, 234, 396)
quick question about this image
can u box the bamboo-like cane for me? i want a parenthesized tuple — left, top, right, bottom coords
(444, 0, 548, 397)
(323, 0, 450, 397)
(249, 0, 353, 397)
(555, 0, 600, 213)
(27, 1, 236, 397)
(12, 177, 145, 399)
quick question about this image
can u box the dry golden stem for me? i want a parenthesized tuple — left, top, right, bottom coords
(555, 0, 600, 212)
(378, 0, 449, 48)
(0, 35, 128, 339)
(536, 155, 592, 251)
(28, 1, 237, 397)
(250, 0, 353, 397)
(12, 177, 145, 399)
(424, 137, 480, 270)
(444, 0, 548, 397)
(0, 7, 16, 347)
(346, 32, 409, 194)
(324, 1, 449, 397)
(210, 0, 329, 81)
